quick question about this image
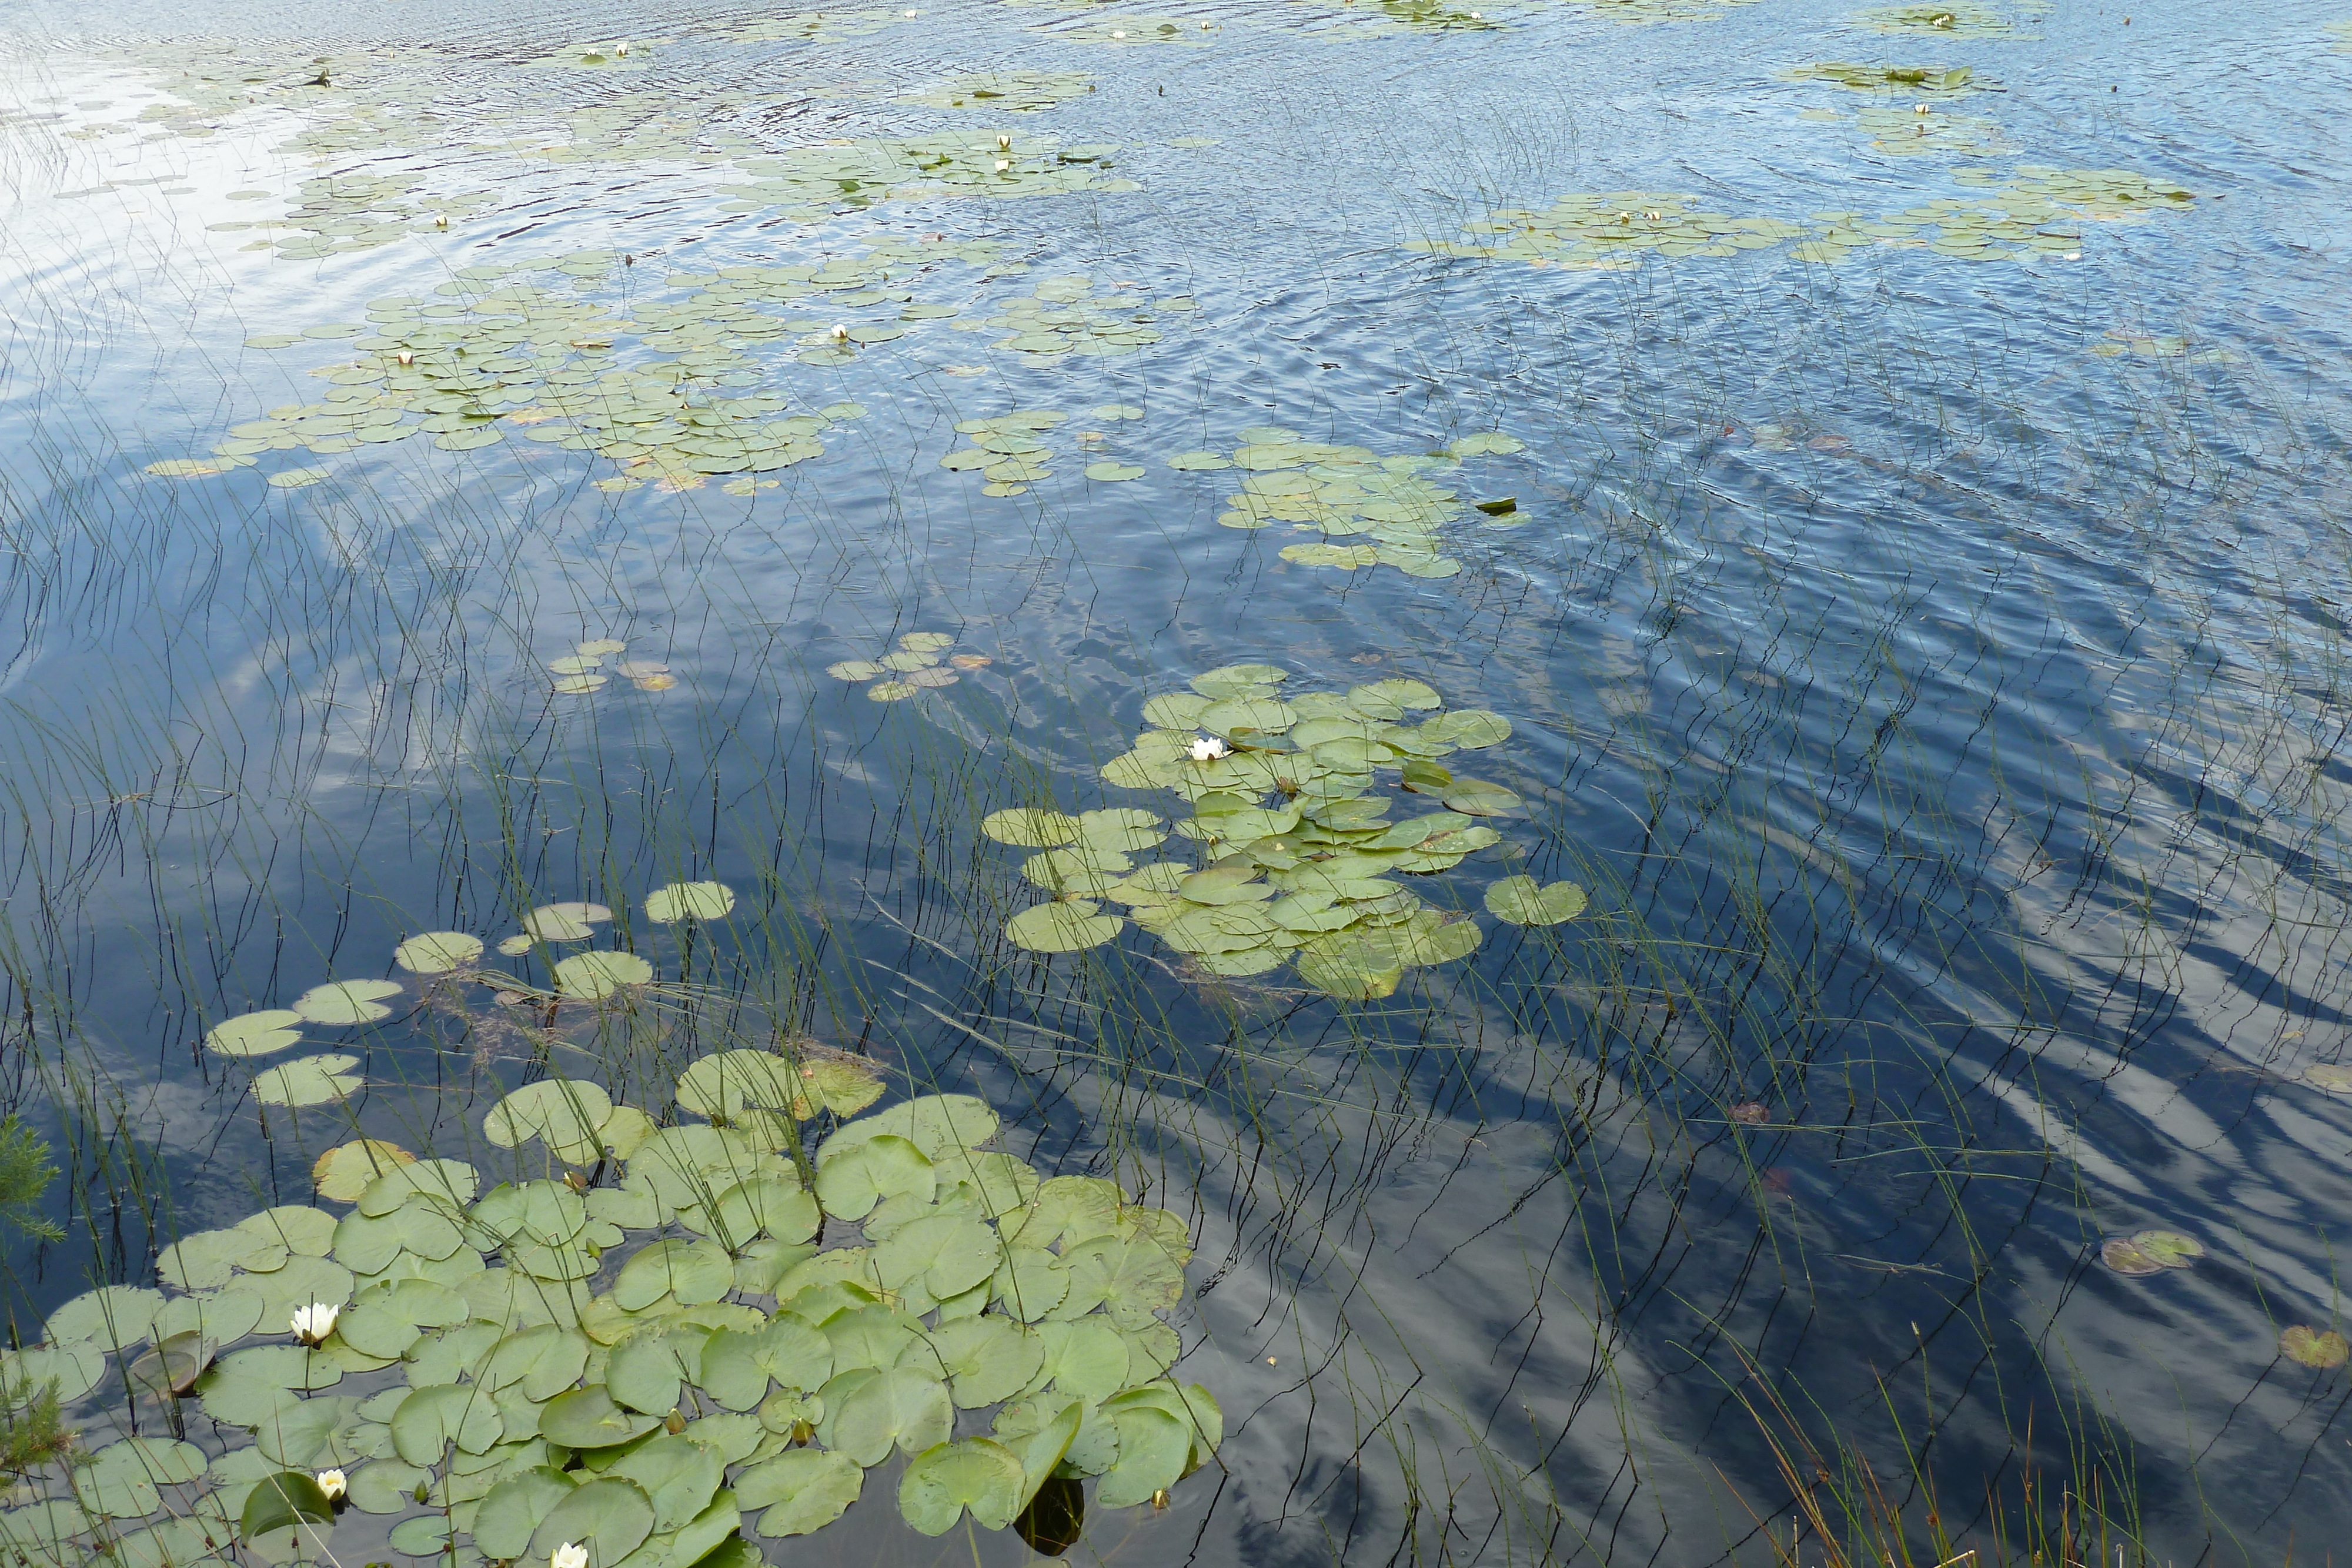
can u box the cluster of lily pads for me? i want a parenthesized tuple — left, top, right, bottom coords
(1420, 166, 2193, 270)
(718, 132, 1138, 223)
(901, 71, 1099, 111)
(1573, 0, 1761, 20)
(548, 639, 678, 697)
(982, 275, 1176, 360)
(196, 881, 743, 1110)
(938, 404, 1148, 496)
(714, 9, 905, 45)
(1035, 14, 1215, 46)
(991, 667, 1586, 997)
(2, 1072, 1215, 1567)
(1785, 61, 1982, 95)
(1162, 426, 1525, 580)
(1837, 103, 2010, 159)
(1852, 1, 2034, 36)
(824, 633, 991, 701)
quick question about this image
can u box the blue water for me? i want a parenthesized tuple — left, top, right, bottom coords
(4, 0, 2351, 1560)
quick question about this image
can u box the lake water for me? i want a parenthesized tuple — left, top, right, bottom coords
(3, 0, 2351, 1563)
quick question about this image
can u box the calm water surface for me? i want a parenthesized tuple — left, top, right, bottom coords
(4, 0, 2351, 1562)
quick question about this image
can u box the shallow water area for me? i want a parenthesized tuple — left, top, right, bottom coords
(3, 0, 2351, 1563)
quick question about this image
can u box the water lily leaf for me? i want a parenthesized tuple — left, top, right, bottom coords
(1084, 460, 1145, 482)
(676, 1049, 805, 1119)
(1035, 1319, 1131, 1402)
(359, 1158, 478, 1218)
(2100, 1238, 2165, 1277)
(2303, 1064, 2352, 1092)
(252, 1054, 363, 1108)
(617, 1239, 734, 1310)
(1008, 900, 1125, 952)
(0, 1342, 103, 1403)
(2132, 1229, 2204, 1268)
(924, 1316, 1047, 1408)
(539, 1385, 663, 1448)
(471, 1466, 576, 1558)
(391, 1382, 503, 1464)
(293, 979, 404, 1025)
(45, 1284, 163, 1352)
(313, 1140, 415, 1202)
(645, 881, 736, 922)
(394, 932, 480, 973)
(1094, 1402, 1189, 1508)
(1441, 780, 1522, 816)
(983, 808, 1082, 847)
(205, 1009, 303, 1058)
(1191, 663, 1288, 697)
(1432, 710, 1511, 747)
(606, 1432, 724, 1530)
(1295, 940, 1402, 1001)
(708, 1176, 820, 1250)
(475, 1323, 590, 1400)
(900, 1436, 1027, 1534)
(522, 905, 595, 941)
(485, 1079, 614, 1162)
(553, 951, 654, 999)
(811, 1135, 933, 1222)
(875, 1212, 1001, 1302)
(2282, 1325, 2350, 1369)
(1485, 877, 1588, 925)
(742, 1449, 862, 1536)
(531, 1476, 656, 1565)
(833, 1366, 954, 1465)
(239, 1471, 333, 1540)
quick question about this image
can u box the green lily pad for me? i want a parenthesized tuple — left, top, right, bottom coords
(983, 808, 1083, 847)
(552, 951, 654, 999)
(472, 1466, 577, 1558)
(1007, 900, 1125, 952)
(539, 1384, 663, 1448)
(45, 1283, 164, 1351)
(252, 1054, 363, 1108)
(292, 979, 403, 1025)
(2132, 1229, 2204, 1268)
(645, 881, 736, 922)
(532, 1476, 656, 1564)
(606, 1432, 724, 1529)
(2282, 1325, 2350, 1369)
(392, 932, 483, 973)
(1484, 876, 1588, 924)
(205, 1009, 304, 1057)
(900, 1436, 1028, 1534)
(832, 1366, 954, 1465)
(485, 1079, 614, 1161)
(741, 1449, 863, 1536)
(617, 1239, 734, 1310)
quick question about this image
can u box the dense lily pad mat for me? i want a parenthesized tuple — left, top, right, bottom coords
(4, 1084, 1215, 1564)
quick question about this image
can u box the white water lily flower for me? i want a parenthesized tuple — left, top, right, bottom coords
(433, 213, 449, 229)
(614, 40, 630, 55)
(552, 1544, 589, 1568)
(829, 323, 849, 342)
(994, 159, 1011, 173)
(997, 133, 1012, 151)
(1188, 734, 1230, 763)
(289, 1302, 340, 1345)
(315, 1469, 346, 1503)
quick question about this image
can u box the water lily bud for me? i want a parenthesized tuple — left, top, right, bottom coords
(996, 133, 1012, 151)
(289, 1301, 340, 1345)
(665, 1409, 687, 1434)
(1152, 1488, 1170, 1509)
(395, 350, 415, 367)
(315, 1469, 347, 1504)
(1188, 734, 1230, 763)
(994, 158, 1011, 172)
(553, 1544, 590, 1568)
(433, 213, 449, 229)
(829, 323, 849, 342)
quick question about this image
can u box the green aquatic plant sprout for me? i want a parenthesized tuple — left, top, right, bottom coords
(7, 1079, 1214, 1564)
(995, 669, 1547, 996)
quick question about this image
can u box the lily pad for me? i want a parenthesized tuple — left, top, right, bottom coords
(2282, 1325, 2350, 1369)
(552, 951, 654, 999)
(252, 1054, 363, 1108)
(293, 979, 404, 1025)
(531, 1476, 656, 1565)
(1484, 877, 1588, 925)
(1007, 901, 1125, 952)
(393, 931, 483, 973)
(205, 1009, 303, 1058)
(900, 1436, 1028, 1534)
(742, 1448, 862, 1536)
(645, 881, 737, 922)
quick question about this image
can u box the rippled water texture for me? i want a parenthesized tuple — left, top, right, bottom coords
(4, 0, 2351, 1562)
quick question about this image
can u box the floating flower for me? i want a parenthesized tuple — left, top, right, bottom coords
(552, 1545, 589, 1568)
(1188, 734, 1230, 763)
(994, 159, 1011, 173)
(315, 1469, 347, 1504)
(395, 350, 415, 367)
(432, 213, 449, 229)
(997, 133, 1013, 151)
(614, 39, 630, 55)
(829, 323, 849, 342)
(289, 1301, 340, 1345)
